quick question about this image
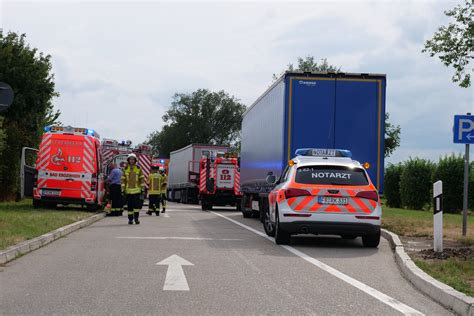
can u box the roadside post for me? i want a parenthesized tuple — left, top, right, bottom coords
(433, 180, 443, 252)
(453, 113, 473, 237)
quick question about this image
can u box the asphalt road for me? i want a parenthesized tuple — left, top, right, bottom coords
(0, 202, 451, 315)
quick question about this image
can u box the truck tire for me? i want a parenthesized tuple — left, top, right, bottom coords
(263, 207, 275, 237)
(274, 209, 290, 245)
(33, 199, 42, 209)
(86, 203, 98, 212)
(362, 231, 380, 248)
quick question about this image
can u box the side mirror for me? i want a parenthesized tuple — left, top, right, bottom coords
(266, 175, 277, 185)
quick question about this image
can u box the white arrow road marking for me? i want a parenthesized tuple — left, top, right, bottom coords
(211, 211, 424, 316)
(157, 255, 194, 291)
(116, 236, 242, 241)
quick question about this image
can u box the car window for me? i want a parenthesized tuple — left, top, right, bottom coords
(295, 165, 369, 186)
(280, 166, 290, 183)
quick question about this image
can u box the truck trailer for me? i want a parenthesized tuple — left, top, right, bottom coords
(240, 72, 386, 220)
(168, 144, 229, 203)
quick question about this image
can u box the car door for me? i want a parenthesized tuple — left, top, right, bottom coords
(269, 166, 292, 223)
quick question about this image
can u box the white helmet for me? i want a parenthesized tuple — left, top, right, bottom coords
(127, 153, 137, 161)
(159, 167, 165, 172)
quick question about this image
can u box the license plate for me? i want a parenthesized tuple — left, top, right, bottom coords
(41, 189, 60, 197)
(318, 196, 348, 205)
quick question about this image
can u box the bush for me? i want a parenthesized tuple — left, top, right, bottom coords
(384, 163, 404, 207)
(432, 154, 464, 213)
(400, 157, 435, 210)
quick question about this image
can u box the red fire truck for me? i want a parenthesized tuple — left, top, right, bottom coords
(198, 153, 242, 211)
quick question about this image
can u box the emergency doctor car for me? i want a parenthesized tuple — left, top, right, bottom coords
(264, 149, 381, 247)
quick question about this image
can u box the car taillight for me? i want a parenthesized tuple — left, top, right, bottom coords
(356, 190, 379, 202)
(91, 174, 97, 191)
(284, 188, 311, 199)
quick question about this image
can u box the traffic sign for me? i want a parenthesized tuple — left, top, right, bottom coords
(0, 82, 14, 112)
(453, 115, 474, 144)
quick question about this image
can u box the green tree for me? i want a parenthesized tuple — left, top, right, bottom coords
(384, 163, 404, 208)
(432, 154, 465, 213)
(384, 113, 401, 158)
(422, 0, 473, 88)
(273, 56, 341, 80)
(0, 31, 60, 200)
(400, 158, 436, 210)
(147, 89, 246, 157)
(274, 56, 401, 157)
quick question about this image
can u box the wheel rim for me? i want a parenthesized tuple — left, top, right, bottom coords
(264, 211, 273, 232)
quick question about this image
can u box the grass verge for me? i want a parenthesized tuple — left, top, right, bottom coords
(414, 258, 474, 297)
(382, 205, 473, 296)
(0, 199, 92, 250)
(382, 206, 474, 240)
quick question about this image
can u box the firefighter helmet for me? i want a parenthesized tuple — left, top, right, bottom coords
(127, 153, 137, 162)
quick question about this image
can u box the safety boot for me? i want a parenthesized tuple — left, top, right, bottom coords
(155, 210, 160, 216)
(128, 215, 133, 225)
(134, 213, 140, 224)
(146, 210, 152, 216)
(161, 208, 166, 213)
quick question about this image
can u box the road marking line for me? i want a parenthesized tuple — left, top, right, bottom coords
(157, 254, 193, 291)
(210, 211, 424, 316)
(163, 213, 170, 218)
(116, 236, 242, 241)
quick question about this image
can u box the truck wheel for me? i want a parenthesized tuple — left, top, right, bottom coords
(33, 199, 42, 209)
(362, 231, 380, 248)
(263, 208, 275, 237)
(87, 203, 98, 212)
(274, 210, 290, 245)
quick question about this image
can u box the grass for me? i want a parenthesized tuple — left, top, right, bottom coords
(381, 205, 474, 240)
(0, 199, 92, 250)
(415, 258, 474, 297)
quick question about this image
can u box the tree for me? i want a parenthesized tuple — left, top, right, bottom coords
(384, 113, 401, 158)
(273, 56, 341, 80)
(0, 31, 60, 200)
(422, 0, 473, 88)
(147, 89, 246, 157)
(274, 56, 401, 157)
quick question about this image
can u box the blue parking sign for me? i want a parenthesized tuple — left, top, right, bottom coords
(453, 115, 474, 144)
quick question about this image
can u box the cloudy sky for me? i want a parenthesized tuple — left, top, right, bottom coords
(1, 0, 472, 163)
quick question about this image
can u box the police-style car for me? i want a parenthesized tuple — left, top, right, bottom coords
(264, 149, 381, 247)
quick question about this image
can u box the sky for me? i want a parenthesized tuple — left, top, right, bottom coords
(1, 0, 472, 163)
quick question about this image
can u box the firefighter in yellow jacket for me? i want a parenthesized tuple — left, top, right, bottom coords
(147, 165, 162, 216)
(121, 153, 144, 224)
(159, 167, 168, 213)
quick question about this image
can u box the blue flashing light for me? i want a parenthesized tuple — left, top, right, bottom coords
(44, 126, 52, 132)
(86, 129, 95, 136)
(160, 159, 165, 164)
(295, 148, 352, 158)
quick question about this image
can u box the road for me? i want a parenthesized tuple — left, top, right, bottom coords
(1, 202, 451, 315)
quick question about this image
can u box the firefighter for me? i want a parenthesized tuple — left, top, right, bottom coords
(159, 167, 168, 213)
(107, 163, 123, 216)
(147, 165, 161, 216)
(121, 153, 144, 224)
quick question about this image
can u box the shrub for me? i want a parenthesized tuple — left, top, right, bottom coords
(384, 163, 404, 207)
(400, 157, 435, 210)
(432, 154, 464, 213)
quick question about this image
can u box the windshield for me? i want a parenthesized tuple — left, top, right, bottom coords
(295, 165, 369, 186)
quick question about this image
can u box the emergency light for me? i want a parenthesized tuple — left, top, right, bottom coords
(295, 148, 352, 158)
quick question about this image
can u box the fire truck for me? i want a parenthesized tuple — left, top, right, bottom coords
(101, 139, 152, 188)
(167, 144, 242, 210)
(198, 152, 242, 211)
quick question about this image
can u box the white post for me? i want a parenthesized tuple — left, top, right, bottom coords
(433, 181, 443, 252)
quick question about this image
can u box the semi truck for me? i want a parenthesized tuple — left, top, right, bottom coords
(240, 71, 386, 220)
(167, 144, 242, 209)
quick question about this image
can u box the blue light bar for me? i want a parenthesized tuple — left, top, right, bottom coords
(86, 129, 95, 136)
(44, 126, 52, 132)
(160, 159, 165, 164)
(295, 148, 352, 158)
